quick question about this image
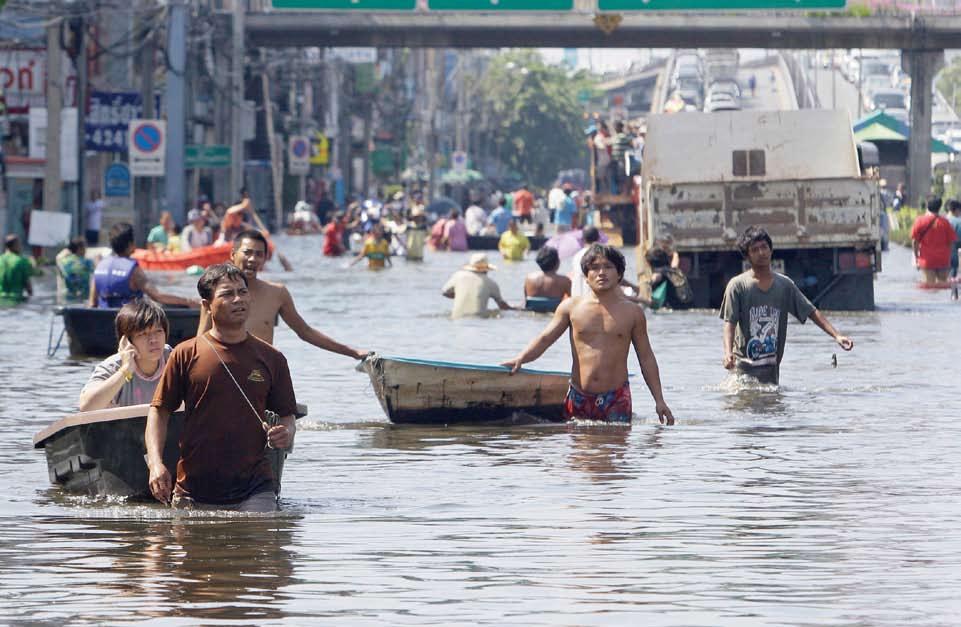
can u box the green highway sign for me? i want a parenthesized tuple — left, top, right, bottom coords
(599, 0, 845, 9)
(272, 0, 415, 9)
(185, 144, 231, 169)
(429, 0, 573, 9)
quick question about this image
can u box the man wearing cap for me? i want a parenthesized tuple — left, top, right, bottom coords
(442, 253, 514, 319)
(181, 209, 213, 252)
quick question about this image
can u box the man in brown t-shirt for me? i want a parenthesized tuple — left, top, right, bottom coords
(147, 264, 297, 512)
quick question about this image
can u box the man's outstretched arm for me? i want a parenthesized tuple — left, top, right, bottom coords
(809, 309, 854, 351)
(279, 287, 368, 359)
(500, 302, 572, 373)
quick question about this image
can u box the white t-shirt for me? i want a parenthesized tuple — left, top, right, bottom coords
(442, 270, 504, 319)
(569, 246, 590, 297)
(86, 199, 104, 231)
(464, 205, 488, 236)
(181, 225, 212, 252)
(548, 187, 566, 211)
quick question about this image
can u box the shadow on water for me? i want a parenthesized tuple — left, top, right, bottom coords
(7, 515, 300, 623)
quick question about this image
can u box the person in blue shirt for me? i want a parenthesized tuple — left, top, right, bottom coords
(488, 198, 512, 235)
(89, 223, 199, 309)
(555, 188, 577, 233)
(948, 199, 961, 278)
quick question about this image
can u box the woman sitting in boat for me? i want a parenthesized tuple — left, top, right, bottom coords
(78, 299, 172, 411)
(524, 246, 571, 313)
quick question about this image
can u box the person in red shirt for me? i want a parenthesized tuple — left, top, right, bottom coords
(911, 195, 958, 285)
(512, 184, 535, 224)
(323, 212, 346, 257)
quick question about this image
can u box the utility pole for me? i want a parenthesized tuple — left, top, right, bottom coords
(301, 75, 312, 201)
(135, 0, 156, 241)
(74, 13, 87, 239)
(44, 16, 63, 216)
(164, 0, 187, 226)
(426, 48, 437, 203)
(231, 0, 245, 198)
(261, 51, 283, 229)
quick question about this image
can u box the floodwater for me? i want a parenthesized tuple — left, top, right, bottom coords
(1, 237, 960, 625)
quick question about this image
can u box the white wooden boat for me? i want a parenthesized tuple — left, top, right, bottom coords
(33, 403, 307, 499)
(359, 354, 569, 425)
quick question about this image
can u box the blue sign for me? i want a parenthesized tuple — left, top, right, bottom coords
(84, 91, 160, 153)
(132, 123, 162, 153)
(104, 162, 131, 197)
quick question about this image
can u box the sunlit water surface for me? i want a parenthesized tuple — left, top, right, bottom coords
(1, 238, 959, 625)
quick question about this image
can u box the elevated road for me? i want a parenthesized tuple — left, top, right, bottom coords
(246, 12, 961, 50)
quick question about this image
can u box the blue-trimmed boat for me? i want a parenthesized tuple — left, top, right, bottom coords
(359, 354, 569, 425)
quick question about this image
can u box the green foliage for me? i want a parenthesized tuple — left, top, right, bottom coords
(889, 206, 923, 247)
(477, 50, 595, 188)
(937, 57, 961, 112)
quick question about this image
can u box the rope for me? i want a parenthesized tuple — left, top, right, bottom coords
(201, 334, 269, 433)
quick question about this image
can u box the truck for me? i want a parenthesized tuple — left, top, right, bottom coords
(638, 109, 881, 310)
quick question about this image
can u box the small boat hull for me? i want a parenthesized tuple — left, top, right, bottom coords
(58, 306, 200, 358)
(132, 243, 232, 271)
(33, 404, 306, 499)
(360, 355, 569, 425)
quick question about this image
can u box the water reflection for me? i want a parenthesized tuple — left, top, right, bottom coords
(19, 515, 299, 623)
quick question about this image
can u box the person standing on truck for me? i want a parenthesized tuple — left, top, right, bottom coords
(720, 226, 854, 385)
(610, 121, 633, 194)
(910, 195, 957, 286)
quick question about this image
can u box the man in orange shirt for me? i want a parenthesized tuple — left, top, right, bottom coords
(513, 184, 534, 224)
(911, 195, 958, 285)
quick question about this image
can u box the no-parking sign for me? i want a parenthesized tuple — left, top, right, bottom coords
(288, 135, 310, 175)
(128, 119, 166, 177)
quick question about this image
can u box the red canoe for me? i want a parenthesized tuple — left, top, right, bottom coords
(132, 243, 233, 271)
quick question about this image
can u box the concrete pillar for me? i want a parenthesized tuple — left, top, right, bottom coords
(231, 0, 246, 198)
(164, 0, 188, 226)
(44, 20, 63, 216)
(902, 49, 944, 204)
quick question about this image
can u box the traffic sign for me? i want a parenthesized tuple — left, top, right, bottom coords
(104, 163, 131, 197)
(311, 133, 330, 165)
(429, 0, 572, 8)
(272, 0, 415, 9)
(289, 135, 311, 175)
(128, 119, 165, 177)
(451, 150, 468, 173)
(598, 0, 844, 9)
(185, 144, 231, 169)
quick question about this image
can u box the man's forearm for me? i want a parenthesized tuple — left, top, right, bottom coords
(722, 322, 735, 356)
(810, 309, 841, 339)
(145, 406, 170, 468)
(301, 328, 363, 358)
(639, 353, 666, 404)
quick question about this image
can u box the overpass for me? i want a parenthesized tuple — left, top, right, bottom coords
(244, 9, 957, 199)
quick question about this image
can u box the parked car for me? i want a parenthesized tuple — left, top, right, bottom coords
(869, 88, 908, 112)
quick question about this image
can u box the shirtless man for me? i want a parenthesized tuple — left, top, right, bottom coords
(523, 246, 570, 313)
(503, 244, 674, 425)
(199, 229, 367, 359)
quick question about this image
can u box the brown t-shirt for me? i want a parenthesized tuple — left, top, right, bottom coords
(151, 331, 297, 504)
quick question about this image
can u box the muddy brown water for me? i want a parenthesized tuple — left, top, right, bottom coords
(1, 237, 958, 625)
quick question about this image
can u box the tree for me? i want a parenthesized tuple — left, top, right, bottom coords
(476, 50, 596, 188)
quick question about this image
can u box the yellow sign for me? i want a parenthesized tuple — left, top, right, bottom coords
(311, 133, 329, 165)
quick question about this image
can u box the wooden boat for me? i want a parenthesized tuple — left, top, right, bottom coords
(467, 234, 548, 252)
(33, 403, 307, 499)
(359, 354, 569, 425)
(57, 305, 200, 357)
(132, 243, 232, 271)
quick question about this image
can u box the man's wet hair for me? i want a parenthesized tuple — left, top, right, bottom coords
(108, 223, 135, 255)
(197, 263, 248, 302)
(927, 194, 943, 213)
(67, 236, 86, 255)
(4, 234, 19, 250)
(582, 226, 600, 244)
(232, 229, 268, 252)
(536, 246, 560, 273)
(737, 226, 773, 259)
(580, 244, 625, 279)
(949, 199, 961, 213)
(115, 298, 169, 343)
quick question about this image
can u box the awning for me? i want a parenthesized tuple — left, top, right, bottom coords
(853, 110, 955, 154)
